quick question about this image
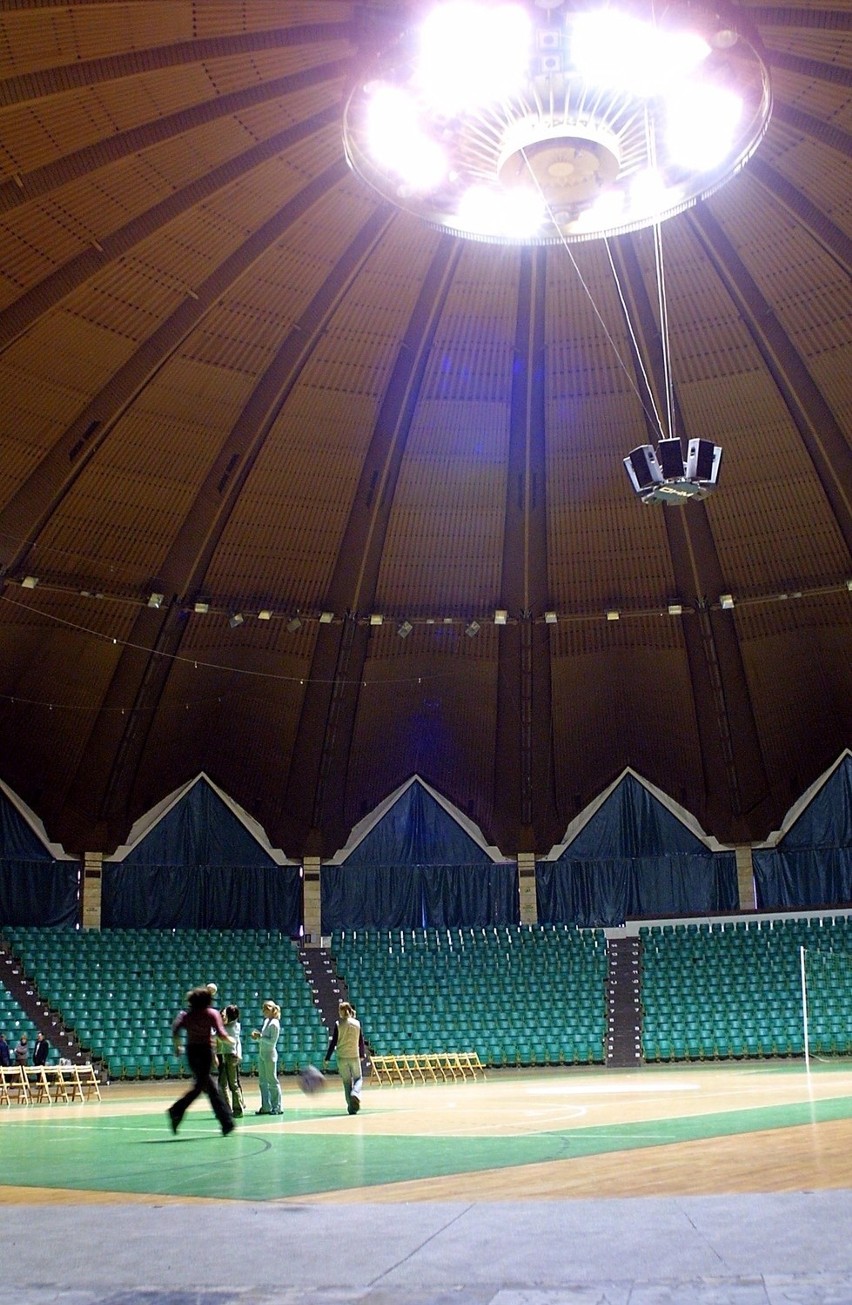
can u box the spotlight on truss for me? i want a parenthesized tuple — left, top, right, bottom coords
(624, 438, 722, 505)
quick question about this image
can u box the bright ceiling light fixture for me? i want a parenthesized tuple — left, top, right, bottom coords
(343, 0, 771, 245)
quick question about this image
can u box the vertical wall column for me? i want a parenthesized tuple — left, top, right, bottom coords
(303, 855, 322, 946)
(81, 853, 103, 929)
(736, 846, 756, 910)
(518, 851, 537, 925)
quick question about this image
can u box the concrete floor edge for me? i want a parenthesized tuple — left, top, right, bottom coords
(2, 1190, 851, 1304)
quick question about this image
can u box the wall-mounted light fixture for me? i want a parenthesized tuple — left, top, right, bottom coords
(258, 609, 273, 621)
(465, 621, 481, 638)
(397, 620, 413, 639)
(544, 611, 558, 625)
(319, 611, 335, 624)
(286, 616, 302, 633)
(494, 609, 508, 625)
(720, 594, 735, 610)
(21, 576, 39, 589)
(148, 593, 164, 609)
(228, 612, 244, 628)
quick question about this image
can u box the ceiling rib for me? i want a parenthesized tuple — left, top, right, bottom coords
(0, 59, 349, 215)
(689, 206, 852, 554)
(0, 154, 349, 583)
(748, 155, 852, 278)
(0, 22, 354, 108)
(0, 103, 342, 352)
(771, 102, 852, 158)
(283, 237, 463, 856)
(767, 50, 852, 86)
(756, 8, 852, 31)
(64, 202, 394, 848)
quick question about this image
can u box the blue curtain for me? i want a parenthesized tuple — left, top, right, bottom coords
(421, 863, 519, 927)
(102, 862, 301, 931)
(0, 859, 79, 926)
(321, 862, 518, 931)
(321, 780, 514, 930)
(344, 782, 491, 866)
(753, 755, 852, 908)
(321, 864, 422, 930)
(536, 853, 738, 928)
(0, 786, 79, 924)
(536, 774, 738, 926)
(101, 779, 301, 931)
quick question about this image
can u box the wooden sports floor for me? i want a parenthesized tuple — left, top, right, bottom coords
(2, 1060, 851, 1206)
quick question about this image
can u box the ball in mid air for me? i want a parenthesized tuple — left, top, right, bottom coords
(298, 1064, 326, 1094)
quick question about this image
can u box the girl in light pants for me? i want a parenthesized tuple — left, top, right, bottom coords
(324, 1001, 365, 1115)
(251, 1000, 282, 1115)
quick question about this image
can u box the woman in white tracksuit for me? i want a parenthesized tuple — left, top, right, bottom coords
(250, 1000, 282, 1115)
(323, 1000, 365, 1115)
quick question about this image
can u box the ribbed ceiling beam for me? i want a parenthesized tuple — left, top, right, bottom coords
(494, 247, 558, 852)
(748, 156, 852, 278)
(0, 21, 354, 107)
(0, 59, 349, 215)
(689, 206, 852, 554)
(756, 8, 852, 31)
(767, 51, 852, 87)
(0, 150, 348, 580)
(772, 103, 852, 158)
(281, 237, 462, 856)
(609, 236, 774, 832)
(0, 103, 341, 353)
(56, 200, 392, 849)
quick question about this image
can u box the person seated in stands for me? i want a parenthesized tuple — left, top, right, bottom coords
(33, 1032, 50, 1066)
(14, 1033, 29, 1066)
(0, 1031, 10, 1067)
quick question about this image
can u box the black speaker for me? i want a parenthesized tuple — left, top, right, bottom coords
(657, 438, 685, 480)
(624, 445, 662, 492)
(686, 438, 723, 485)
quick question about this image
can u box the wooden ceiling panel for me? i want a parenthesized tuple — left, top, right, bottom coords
(347, 648, 499, 840)
(0, 1, 849, 851)
(762, 29, 852, 65)
(207, 388, 380, 604)
(771, 69, 852, 132)
(551, 642, 704, 822)
(191, 1, 352, 39)
(0, 8, 175, 80)
(738, 593, 852, 801)
(201, 44, 349, 97)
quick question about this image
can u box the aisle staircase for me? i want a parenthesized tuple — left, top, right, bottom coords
(606, 936, 642, 1068)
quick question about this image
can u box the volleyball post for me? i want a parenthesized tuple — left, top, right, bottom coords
(799, 945, 810, 1071)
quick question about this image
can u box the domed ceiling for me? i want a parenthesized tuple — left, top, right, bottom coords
(0, 0, 849, 859)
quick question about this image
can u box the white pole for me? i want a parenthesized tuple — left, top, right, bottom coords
(800, 945, 810, 1070)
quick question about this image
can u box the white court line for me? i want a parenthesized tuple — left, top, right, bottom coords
(525, 1081, 701, 1095)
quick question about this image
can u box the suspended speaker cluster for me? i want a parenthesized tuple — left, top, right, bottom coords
(623, 437, 722, 505)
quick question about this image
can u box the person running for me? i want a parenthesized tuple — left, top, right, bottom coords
(217, 1003, 245, 1117)
(250, 1000, 282, 1115)
(323, 1000, 365, 1116)
(168, 987, 234, 1136)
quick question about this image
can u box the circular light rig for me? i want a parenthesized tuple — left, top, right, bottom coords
(343, 0, 772, 245)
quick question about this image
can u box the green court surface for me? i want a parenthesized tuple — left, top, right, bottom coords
(3, 1067, 852, 1202)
